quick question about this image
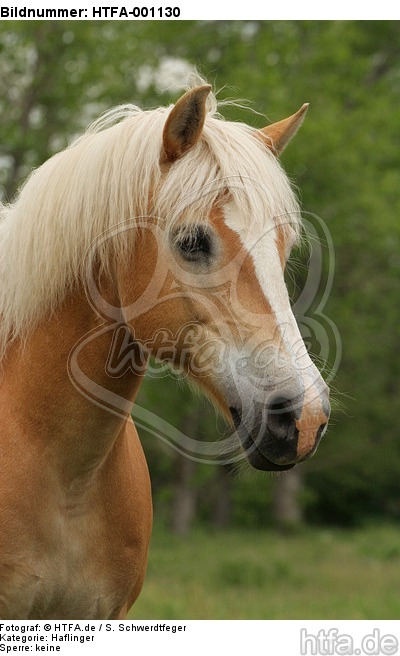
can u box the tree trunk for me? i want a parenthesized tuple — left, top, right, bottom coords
(272, 468, 304, 530)
(169, 407, 203, 536)
(212, 464, 233, 529)
(170, 451, 197, 536)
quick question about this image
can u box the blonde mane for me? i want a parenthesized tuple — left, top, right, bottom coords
(0, 85, 301, 358)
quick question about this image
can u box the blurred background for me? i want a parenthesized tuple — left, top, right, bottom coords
(1, 20, 399, 618)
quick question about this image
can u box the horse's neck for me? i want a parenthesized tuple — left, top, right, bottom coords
(1, 282, 143, 490)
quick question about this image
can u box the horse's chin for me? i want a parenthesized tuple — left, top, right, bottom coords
(244, 448, 296, 472)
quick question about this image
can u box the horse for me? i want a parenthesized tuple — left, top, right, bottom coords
(0, 82, 330, 619)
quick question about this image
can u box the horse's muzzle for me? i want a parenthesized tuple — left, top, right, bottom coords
(230, 389, 330, 471)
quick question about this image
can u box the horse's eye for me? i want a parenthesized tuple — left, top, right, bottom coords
(176, 227, 213, 262)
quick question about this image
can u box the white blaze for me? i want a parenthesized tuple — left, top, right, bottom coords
(223, 201, 320, 397)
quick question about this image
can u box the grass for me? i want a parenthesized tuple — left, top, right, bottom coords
(128, 522, 400, 619)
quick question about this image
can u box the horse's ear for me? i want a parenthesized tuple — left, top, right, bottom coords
(162, 85, 212, 162)
(258, 103, 309, 156)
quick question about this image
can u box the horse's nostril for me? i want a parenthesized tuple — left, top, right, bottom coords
(266, 396, 298, 441)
